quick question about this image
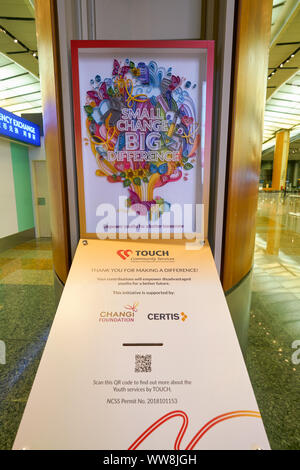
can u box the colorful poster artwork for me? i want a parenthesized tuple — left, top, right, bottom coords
(82, 57, 201, 229)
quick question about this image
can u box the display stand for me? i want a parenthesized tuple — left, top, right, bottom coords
(13, 41, 270, 450)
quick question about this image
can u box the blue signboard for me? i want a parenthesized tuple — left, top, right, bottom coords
(0, 107, 40, 146)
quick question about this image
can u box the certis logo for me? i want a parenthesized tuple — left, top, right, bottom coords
(117, 249, 169, 260)
(148, 312, 188, 322)
(99, 302, 138, 323)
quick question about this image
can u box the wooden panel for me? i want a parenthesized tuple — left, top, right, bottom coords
(222, 0, 272, 292)
(35, 0, 70, 283)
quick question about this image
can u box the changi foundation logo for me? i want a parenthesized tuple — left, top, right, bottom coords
(148, 312, 188, 322)
(99, 302, 138, 323)
(117, 249, 174, 262)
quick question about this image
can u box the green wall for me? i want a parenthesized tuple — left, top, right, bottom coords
(10, 142, 34, 232)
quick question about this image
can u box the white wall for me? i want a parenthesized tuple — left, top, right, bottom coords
(94, 0, 202, 39)
(29, 136, 46, 162)
(0, 138, 18, 238)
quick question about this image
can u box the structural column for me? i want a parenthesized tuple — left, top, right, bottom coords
(272, 130, 290, 190)
(293, 161, 299, 188)
(266, 197, 282, 255)
(221, 0, 272, 350)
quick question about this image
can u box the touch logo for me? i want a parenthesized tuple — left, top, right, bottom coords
(117, 249, 170, 260)
(117, 249, 133, 260)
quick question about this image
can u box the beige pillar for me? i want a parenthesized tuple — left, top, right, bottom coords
(272, 130, 290, 190)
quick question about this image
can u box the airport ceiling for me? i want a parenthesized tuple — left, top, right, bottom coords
(262, 137, 300, 160)
(0, 0, 42, 115)
(263, 0, 300, 151)
(0, 0, 300, 145)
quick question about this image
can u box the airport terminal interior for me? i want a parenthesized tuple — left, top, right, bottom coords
(0, 0, 299, 451)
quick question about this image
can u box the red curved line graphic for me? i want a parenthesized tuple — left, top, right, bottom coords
(128, 410, 188, 450)
(128, 410, 261, 450)
(186, 411, 261, 450)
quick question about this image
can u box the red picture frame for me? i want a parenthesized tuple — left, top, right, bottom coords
(71, 40, 214, 239)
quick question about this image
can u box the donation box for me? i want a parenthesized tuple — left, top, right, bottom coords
(13, 41, 270, 450)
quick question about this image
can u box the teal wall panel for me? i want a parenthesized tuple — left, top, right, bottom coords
(10, 142, 34, 232)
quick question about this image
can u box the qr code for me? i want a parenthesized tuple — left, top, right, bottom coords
(135, 354, 152, 373)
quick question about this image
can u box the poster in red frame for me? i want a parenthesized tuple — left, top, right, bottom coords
(71, 40, 214, 239)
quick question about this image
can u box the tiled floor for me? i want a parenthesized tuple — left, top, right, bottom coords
(0, 239, 56, 450)
(245, 193, 300, 450)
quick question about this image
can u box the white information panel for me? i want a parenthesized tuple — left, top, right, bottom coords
(13, 240, 270, 450)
